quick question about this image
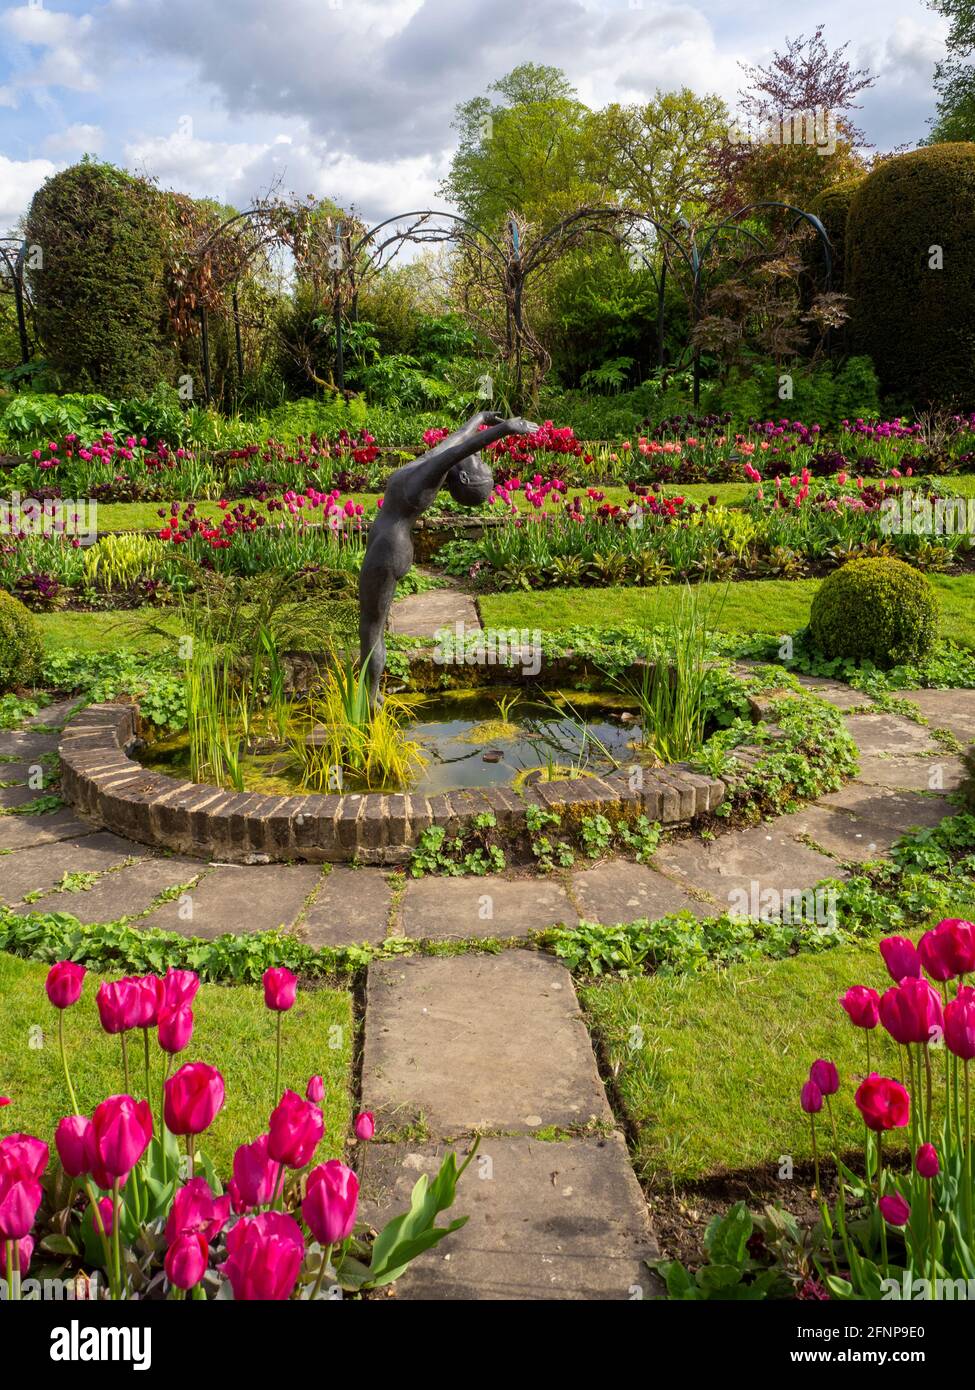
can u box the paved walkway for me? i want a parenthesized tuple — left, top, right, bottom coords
(1, 684, 972, 1298)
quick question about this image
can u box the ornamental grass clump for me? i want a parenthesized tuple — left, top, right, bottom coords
(0, 962, 472, 1300)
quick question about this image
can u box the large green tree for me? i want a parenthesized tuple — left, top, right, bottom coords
(928, 0, 975, 140)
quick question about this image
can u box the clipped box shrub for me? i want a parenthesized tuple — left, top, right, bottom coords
(811, 177, 864, 292)
(0, 589, 43, 691)
(846, 144, 975, 407)
(809, 557, 939, 668)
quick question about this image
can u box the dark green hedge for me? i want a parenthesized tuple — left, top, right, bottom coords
(25, 160, 176, 397)
(847, 144, 975, 406)
(811, 177, 863, 292)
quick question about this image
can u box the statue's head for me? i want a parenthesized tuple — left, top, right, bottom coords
(446, 454, 494, 506)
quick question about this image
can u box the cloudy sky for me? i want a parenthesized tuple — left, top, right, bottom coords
(0, 0, 950, 234)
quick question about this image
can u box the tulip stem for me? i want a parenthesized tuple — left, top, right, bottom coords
(965, 1061, 973, 1245)
(274, 1013, 283, 1108)
(159, 1056, 171, 1185)
(120, 1034, 130, 1094)
(5, 1240, 16, 1301)
(877, 1133, 889, 1279)
(923, 1047, 933, 1146)
(83, 1177, 113, 1275)
(142, 1028, 151, 1101)
(309, 1243, 334, 1300)
(112, 1180, 123, 1299)
(809, 1115, 836, 1274)
(185, 1135, 194, 1181)
(58, 1009, 81, 1117)
(825, 1097, 852, 1274)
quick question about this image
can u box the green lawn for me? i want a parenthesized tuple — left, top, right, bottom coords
(0, 953, 354, 1173)
(580, 941, 899, 1184)
(36, 609, 180, 654)
(481, 574, 975, 647)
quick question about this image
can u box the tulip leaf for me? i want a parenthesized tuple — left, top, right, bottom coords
(40, 1233, 78, 1256)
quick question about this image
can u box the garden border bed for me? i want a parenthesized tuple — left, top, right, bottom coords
(58, 701, 733, 865)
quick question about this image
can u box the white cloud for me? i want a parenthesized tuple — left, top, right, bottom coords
(43, 122, 104, 157)
(0, 153, 57, 233)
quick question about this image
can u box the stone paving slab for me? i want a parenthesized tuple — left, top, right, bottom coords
(0, 784, 46, 811)
(815, 785, 956, 837)
(388, 587, 480, 638)
(0, 808, 99, 852)
(853, 752, 964, 791)
(140, 862, 322, 938)
(794, 676, 867, 711)
(360, 1134, 658, 1300)
(769, 802, 893, 861)
(892, 688, 975, 744)
(399, 874, 577, 940)
(14, 855, 203, 924)
(0, 730, 59, 762)
(571, 860, 708, 923)
(0, 833, 140, 904)
(300, 866, 390, 947)
(654, 825, 842, 913)
(363, 951, 613, 1136)
(844, 712, 943, 757)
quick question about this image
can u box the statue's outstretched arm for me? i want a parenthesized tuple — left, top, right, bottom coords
(404, 413, 535, 494)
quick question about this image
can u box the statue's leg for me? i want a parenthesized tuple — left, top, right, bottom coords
(359, 564, 398, 708)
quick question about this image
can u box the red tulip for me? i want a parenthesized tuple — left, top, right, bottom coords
(0, 1098, 9, 1108)
(165, 1177, 230, 1246)
(944, 994, 975, 1059)
(879, 1193, 911, 1227)
(166, 1231, 208, 1290)
(879, 978, 943, 1045)
(0, 1234, 33, 1276)
(263, 967, 297, 1012)
(91, 1096, 153, 1179)
(55, 1115, 95, 1178)
(158, 1005, 193, 1054)
(809, 1060, 839, 1096)
(303, 1161, 359, 1245)
(919, 919, 975, 982)
(220, 1210, 304, 1300)
(230, 1133, 279, 1212)
(306, 1075, 324, 1104)
(95, 979, 140, 1035)
(268, 1089, 323, 1169)
(916, 1143, 940, 1179)
(163, 968, 200, 1011)
(45, 961, 86, 1009)
(879, 936, 921, 983)
(164, 1063, 225, 1137)
(800, 1080, 823, 1114)
(855, 1073, 910, 1132)
(840, 986, 880, 1029)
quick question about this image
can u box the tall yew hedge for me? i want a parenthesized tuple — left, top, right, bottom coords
(846, 144, 975, 407)
(25, 160, 175, 396)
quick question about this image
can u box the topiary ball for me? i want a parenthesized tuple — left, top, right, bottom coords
(809, 557, 939, 668)
(0, 589, 43, 692)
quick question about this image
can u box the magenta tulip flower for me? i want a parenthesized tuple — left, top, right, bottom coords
(800, 1080, 823, 1114)
(165, 1176, 231, 1246)
(840, 986, 880, 1029)
(919, 919, 975, 982)
(879, 1193, 911, 1227)
(354, 1111, 375, 1141)
(158, 1005, 194, 1055)
(879, 978, 943, 1046)
(879, 936, 922, 983)
(944, 995, 975, 1059)
(306, 1075, 325, 1104)
(45, 961, 86, 1009)
(303, 1161, 360, 1245)
(97, 1196, 114, 1235)
(95, 980, 140, 1035)
(55, 1115, 95, 1178)
(220, 1211, 304, 1300)
(129, 975, 165, 1029)
(916, 1143, 940, 1179)
(855, 1074, 910, 1132)
(162, 968, 200, 1012)
(166, 1231, 208, 1290)
(263, 967, 297, 1012)
(91, 1096, 153, 1180)
(164, 1063, 225, 1137)
(268, 1089, 323, 1169)
(809, 1060, 839, 1096)
(230, 1133, 278, 1212)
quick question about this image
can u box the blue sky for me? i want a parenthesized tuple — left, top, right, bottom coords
(0, 0, 950, 233)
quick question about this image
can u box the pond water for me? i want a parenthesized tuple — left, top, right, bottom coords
(140, 687, 644, 796)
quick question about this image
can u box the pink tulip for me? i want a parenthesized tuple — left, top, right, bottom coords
(55, 1115, 95, 1178)
(855, 1074, 910, 1132)
(354, 1111, 375, 1141)
(165, 1177, 230, 1245)
(919, 919, 975, 982)
(158, 1005, 193, 1054)
(0, 1134, 48, 1179)
(97, 1196, 114, 1235)
(809, 1060, 839, 1096)
(879, 1193, 911, 1227)
(220, 1211, 304, 1300)
(840, 986, 880, 1029)
(95, 980, 140, 1035)
(880, 978, 943, 1045)
(91, 1096, 153, 1179)
(166, 1231, 208, 1290)
(164, 1063, 225, 1137)
(800, 1080, 823, 1114)
(163, 968, 200, 1011)
(916, 1143, 940, 1179)
(130, 975, 165, 1028)
(230, 1133, 279, 1212)
(0, 1234, 33, 1276)
(303, 1161, 359, 1244)
(268, 1090, 323, 1169)
(263, 967, 298, 1012)
(45, 961, 86, 1009)
(879, 936, 922, 983)
(944, 994, 975, 1059)
(306, 1075, 324, 1104)
(0, 1134, 47, 1239)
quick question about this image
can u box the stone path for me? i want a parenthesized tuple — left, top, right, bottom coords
(1, 686, 973, 1298)
(388, 583, 480, 639)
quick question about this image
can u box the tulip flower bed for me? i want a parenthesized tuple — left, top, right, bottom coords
(0, 954, 473, 1300)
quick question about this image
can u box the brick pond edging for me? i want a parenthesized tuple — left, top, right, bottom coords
(58, 702, 736, 866)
